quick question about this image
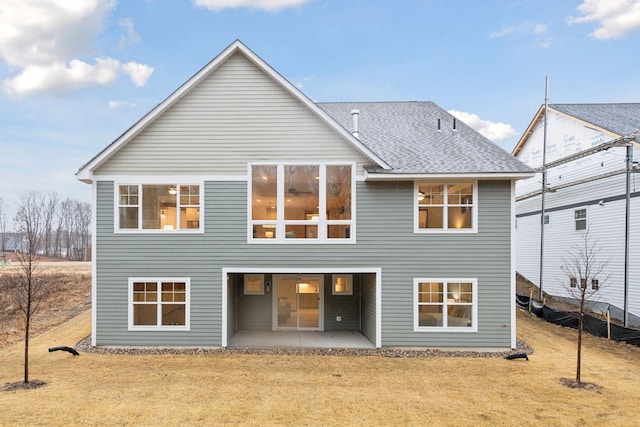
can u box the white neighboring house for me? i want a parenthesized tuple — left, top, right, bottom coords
(512, 103, 640, 326)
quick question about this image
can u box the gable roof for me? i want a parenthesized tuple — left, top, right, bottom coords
(77, 40, 532, 182)
(512, 103, 640, 156)
(320, 102, 533, 177)
(76, 40, 390, 182)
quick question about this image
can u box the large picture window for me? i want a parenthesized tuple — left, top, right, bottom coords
(415, 182, 477, 232)
(128, 278, 190, 330)
(117, 184, 201, 232)
(414, 279, 477, 331)
(249, 163, 354, 243)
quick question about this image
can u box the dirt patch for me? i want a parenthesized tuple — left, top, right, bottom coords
(1, 380, 47, 392)
(559, 377, 603, 392)
(517, 273, 580, 312)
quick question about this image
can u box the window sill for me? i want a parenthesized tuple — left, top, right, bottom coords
(115, 229, 204, 235)
(414, 327, 477, 333)
(414, 229, 477, 234)
(128, 326, 190, 332)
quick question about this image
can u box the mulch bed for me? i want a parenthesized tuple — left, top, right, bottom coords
(1, 380, 47, 392)
(559, 377, 603, 391)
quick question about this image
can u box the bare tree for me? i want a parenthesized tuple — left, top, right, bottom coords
(0, 196, 7, 255)
(560, 229, 608, 385)
(9, 191, 47, 384)
(41, 191, 59, 257)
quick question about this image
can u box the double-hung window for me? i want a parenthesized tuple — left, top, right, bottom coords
(415, 183, 477, 232)
(128, 278, 190, 330)
(249, 163, 354, 243)
(414, 279, 477, 331)
(574, 208, 587, 231)
(116, 184, 201, 232)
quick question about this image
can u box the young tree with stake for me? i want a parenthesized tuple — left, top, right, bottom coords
(8, 191, 46, 385)
(560, 228, 607, 385)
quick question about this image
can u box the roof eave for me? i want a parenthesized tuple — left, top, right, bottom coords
(364, 171, 536, 181)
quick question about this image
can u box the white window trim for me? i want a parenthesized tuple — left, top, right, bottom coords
(574, 208, 587, 231)
(113, 179, 204, 234)
(247, 162, 356, 244)
(128, 277, 191, 331)
(414, 182, 478, 234)
(244, 274, 265, 295)
(413, 278, 478, 332)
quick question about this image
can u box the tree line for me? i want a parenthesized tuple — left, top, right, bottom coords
(0, 191, 91, 261)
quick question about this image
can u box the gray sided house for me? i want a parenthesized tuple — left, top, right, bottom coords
(76, 40, 533, 350)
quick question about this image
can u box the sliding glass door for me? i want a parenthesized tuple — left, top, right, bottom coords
(274, 275, 322, 330)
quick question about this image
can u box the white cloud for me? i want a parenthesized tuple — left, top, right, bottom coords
(489, 26, 515, 39)
(3, 59, 154, 96)
(0, 0, 115, 66)
(121, 61, 154, 87)
(193, 0, 313, 11)
(109, 100, 137, 109)
(0, 0, 153, 96)
(448, 110, 517, 142)
(534, 23, 548, 34)
(567, 0, 640, 39)
(4, 58, 119, 96)
(118, 18, 141, 48)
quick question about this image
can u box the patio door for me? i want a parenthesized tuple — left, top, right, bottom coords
(274, 275, 323, 330)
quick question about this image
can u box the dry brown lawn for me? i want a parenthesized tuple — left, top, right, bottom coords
(0, 261, 91, 348)
(1, 306, 639, 426)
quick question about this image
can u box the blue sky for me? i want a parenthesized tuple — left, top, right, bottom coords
(1, 0, 640, 221)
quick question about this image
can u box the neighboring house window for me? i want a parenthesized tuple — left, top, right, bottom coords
(415, 183, 477, 232)
(249, 163, 354, 243)
(574, 208, 587, 231)
(414, 279, 477, 331)
(117, 184, 201, 231)
(570, 278, 577, 288)
(591, 279, 599, 290)
(543, 214, 549, 225)
(129, 278, 190, 330)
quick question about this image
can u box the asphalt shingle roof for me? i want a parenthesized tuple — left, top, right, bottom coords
(318, 101, 532, 174)
(551, 103, 640, 137)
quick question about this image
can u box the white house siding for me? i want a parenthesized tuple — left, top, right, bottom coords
(515, 110, 640, 320)
(94, 179, 515, 348)
(94, 52, 373, 177)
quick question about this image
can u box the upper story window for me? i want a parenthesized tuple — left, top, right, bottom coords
(117, 184, 201, 232)
(574, 208, 587, 231)
(415, 182, 477, 233)
(249, 163, 354, 243)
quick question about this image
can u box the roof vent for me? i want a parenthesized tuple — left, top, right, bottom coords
(350, 109, 360, 139)
(437, 118, 441, 131)
(453, 118, 457, 131)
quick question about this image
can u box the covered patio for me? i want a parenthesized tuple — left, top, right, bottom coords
(228, 330, 375, 349)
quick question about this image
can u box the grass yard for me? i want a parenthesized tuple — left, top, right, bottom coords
(1, 308, 639, 426)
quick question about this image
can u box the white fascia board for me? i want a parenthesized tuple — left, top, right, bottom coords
(76, 40, 390, 183)
(365, 172, 536, 181)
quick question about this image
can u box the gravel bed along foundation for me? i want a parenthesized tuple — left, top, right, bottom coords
(75, 335, 532, 358)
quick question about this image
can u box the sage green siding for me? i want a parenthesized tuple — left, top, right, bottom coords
(94, 52, 372, 177)
(95, 179, 513, 348)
